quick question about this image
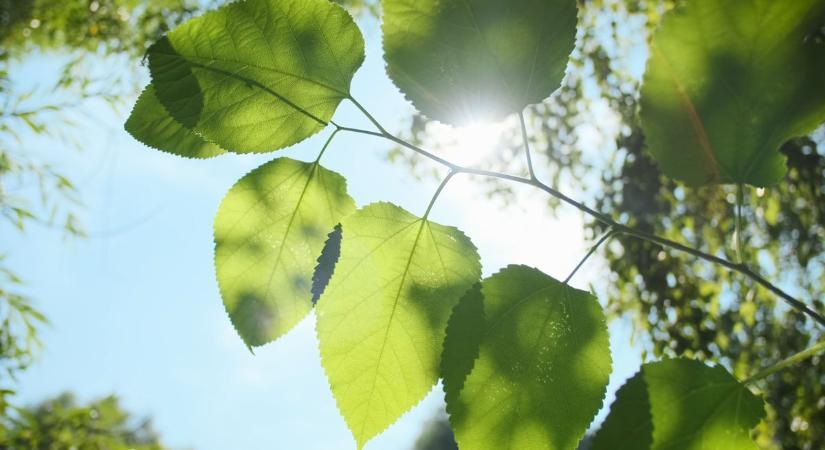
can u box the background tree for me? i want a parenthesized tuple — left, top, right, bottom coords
(0, 392, 170, 449)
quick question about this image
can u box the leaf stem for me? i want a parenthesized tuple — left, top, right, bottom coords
(423, 171, 456, 219)
(735, 183, 745, 264)
(339, 96, 825, 327)
(744, 340, 825, 385)
(314, 128, 340, 163)
(564, 229, 615, 284)
(518, 111, 536, 180)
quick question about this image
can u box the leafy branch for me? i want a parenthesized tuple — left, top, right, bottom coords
(339, 95, 825, 328)
(123, 0, 825, 448)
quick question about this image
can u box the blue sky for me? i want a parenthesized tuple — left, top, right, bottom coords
(5, 12, 643, 450)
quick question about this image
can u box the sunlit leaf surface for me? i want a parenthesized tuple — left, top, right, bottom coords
(316, 202, 481, 448)
(215, 157, 355, 347)
(148, 0, 364, 153)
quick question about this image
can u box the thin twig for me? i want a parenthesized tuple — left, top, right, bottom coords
(424, 171, 456, 219)
(744, 340, 825, 385)
(735, 183, 745, 264)
(335, 96, 825, 328)
(565, 229, 615, 284)
(518, 111, 536, 180)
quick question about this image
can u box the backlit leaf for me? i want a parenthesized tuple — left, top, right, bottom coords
(214, 157, 355, 347)
(125, 85, 224, 159)
(641, 0, 825, 186)
(316, 202, 481, 448)
(591, 358, 765, 450)
(148, 0, 364, 153)
(443, 265, 611, 450)
(382, 0, 578, 126)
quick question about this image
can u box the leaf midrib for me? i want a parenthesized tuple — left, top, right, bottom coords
(152, 46, 350, 98)
(357, 218, 430, 444)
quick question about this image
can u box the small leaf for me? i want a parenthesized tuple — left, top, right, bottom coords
(440, 283, 484, 408)
(148, 0, 365, 153)
(443, 265, 611, 450)
(591, 358, 765, 450)
(311, 223, 343, 305)
(315, 202, 481, 448)
(125, 85, 224, 159)
(214, 157, 355, 347)
(640, 0, 825, 186)
(382, 0, 578, 126)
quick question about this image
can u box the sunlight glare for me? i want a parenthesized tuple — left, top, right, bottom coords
(423, 118, 516, 167)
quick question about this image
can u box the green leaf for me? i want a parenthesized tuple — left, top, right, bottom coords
(315, 202, 481, 448)
(214, 157, 355, 347)
(148, 0, 365, 153)
(382, 0, 577, 126)
(640, 0, 825, 186)
(311, 223, 342, 305)
(591, 358, 765, 450)
(442, 265, 611, 450)
(440, 282, 484, 408)
(125, 85, 225, 159)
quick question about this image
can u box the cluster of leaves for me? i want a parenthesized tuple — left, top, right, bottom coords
(124, 0, 825, 449)
(0, 392, 168, 449)
(397, 1, 825, 447)
(528, 1, 825, 448)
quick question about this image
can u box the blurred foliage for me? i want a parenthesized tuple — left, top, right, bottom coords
(413, 415, 458, 450)
(0, 0, 205, 408)
(0, 260, 46, 379)
(0, 392, 169, 449)
(397, 0, 825, 449)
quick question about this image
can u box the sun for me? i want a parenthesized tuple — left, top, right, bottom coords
(422, 118, 515, 167)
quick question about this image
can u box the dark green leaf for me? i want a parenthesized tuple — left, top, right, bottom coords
(640, 0, 825, 186)
(382, 0, 577, 125)
(443, 265, 611, 450)
(440, 282, 484, 409)
(311, 223, 342, 305)
(591, 359, 765, 450)
(125, 85, 224, 159)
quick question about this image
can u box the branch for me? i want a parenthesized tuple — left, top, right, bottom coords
(339, 97, 825, 328)
(564, 229, 615, 284)
(744, 340, 825, 385)
(518, 111, 536, 180)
